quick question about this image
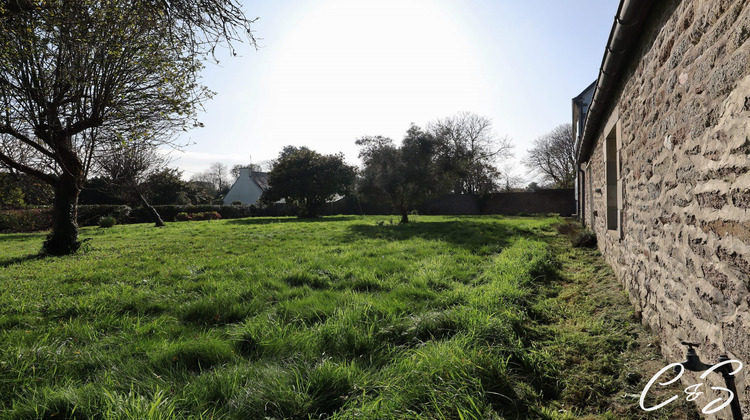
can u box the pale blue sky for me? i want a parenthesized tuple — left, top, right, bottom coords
(171, 0, 619, 181)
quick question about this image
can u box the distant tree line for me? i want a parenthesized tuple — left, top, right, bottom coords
(523, 123, 576, 189)
(259, 112, 518, 222)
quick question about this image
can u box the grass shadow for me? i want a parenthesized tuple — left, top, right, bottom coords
(344, 220, 550, 253)
(0, 232, 46, 240)
(0, 253, 43, 268)
(226, 216, 358, 226)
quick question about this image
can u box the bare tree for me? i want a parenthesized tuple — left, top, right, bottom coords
(95, 142, 168, 227)
(427, 112, 513, 194)
(0, 1, 256, 254)
(191, 161, 229, 194)
(209, 162, 229, 192)
(523, 124, 576, 189)
(498, 164, 526, 192)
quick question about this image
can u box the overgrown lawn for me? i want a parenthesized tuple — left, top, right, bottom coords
(0, 216, 691, 419)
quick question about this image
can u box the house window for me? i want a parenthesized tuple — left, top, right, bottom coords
(605, 124, 620, 232)
(586, 163, 593, 228)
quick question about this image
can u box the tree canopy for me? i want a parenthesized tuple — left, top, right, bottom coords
(427, 112, 513, 195)
(357, 125, 447, 223)
(261, 146, 357, 218)
(0, 0, 256, 254)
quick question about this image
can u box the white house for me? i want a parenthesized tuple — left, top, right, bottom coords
(222, 168, 270, 205)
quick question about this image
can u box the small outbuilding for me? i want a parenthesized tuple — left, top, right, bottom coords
(222, 168, 269, 205)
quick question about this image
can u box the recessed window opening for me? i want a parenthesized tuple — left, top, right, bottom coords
(605, 127, 618, 231)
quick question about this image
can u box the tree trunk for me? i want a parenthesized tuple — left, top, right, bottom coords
(43, 174, 81, 255)
(138, 191, 165, 227)
(42, 134, 86, 255)
(400, 210, 409, 224)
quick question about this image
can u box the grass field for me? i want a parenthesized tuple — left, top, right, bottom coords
(0, 215, 694, 419)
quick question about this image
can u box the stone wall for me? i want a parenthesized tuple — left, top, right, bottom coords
(581, 0, 750, 415)
(328, 190, 575, 216)
(482, 189, 575, 216)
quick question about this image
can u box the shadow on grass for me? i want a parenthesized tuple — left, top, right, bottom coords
(226, 216, 358, 226)
(345, 220, 547, 253)
(0, 232, 46, 240)
(0, 253, 43, 268)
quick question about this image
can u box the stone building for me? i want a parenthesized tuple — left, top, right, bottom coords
(575, 0, 750, 415)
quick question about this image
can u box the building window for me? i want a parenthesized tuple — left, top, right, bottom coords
(605, 124, 620, 232)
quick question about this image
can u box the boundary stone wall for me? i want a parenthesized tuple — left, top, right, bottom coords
(328, 190, 575, 216)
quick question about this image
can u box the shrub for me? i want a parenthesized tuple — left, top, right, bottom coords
(174, 211, 222, 222)
(0, 208, 53, 232)
(98, 216, 116, 228)
(201, 211, 221, 221)
(78, 205, 131, 226)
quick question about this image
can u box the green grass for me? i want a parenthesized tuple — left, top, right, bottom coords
(0, 215, 694, 419)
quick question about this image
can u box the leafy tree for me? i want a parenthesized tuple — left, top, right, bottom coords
(79, 177, 124, 205)
(1, 0, 257, 52)
(0, 171, 53, 206)
(523, 124, 576, 189)
(186, 180, 219, 205)
(0, 1, 254, 254)
(427, 112, 513, 194)
(261, 146, 357, 218)
(0, 172, 24, 206)
(357, 125, 446, 223)
(229, 161, 271, 178)
(143, 168, 190, 205)
(526, 182, 541, 192)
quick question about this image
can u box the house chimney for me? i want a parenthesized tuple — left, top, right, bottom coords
(239, 167, 251, 178)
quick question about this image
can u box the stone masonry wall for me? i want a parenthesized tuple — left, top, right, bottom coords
(583, 0, 750, 415)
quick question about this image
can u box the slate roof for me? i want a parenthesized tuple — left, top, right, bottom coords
(250, 171, 270, 191)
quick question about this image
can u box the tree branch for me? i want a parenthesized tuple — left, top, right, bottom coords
(0, 124, 56, 159)
(0, 148, 56, 184)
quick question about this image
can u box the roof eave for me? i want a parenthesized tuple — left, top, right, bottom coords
(577, 0, 655, 164)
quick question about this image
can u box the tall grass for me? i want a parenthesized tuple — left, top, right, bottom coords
(0, 216, 676, 418)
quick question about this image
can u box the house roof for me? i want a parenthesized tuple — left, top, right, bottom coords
(250, 171, 270, 191)
(573, 81, 596, 105)
(577, 0, 654, 163)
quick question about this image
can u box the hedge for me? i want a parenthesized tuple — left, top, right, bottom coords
(0, 203, 297, 233)
(0, 208, 53, 233)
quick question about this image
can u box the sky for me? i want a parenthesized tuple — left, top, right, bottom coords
(170, 0, 619, 183)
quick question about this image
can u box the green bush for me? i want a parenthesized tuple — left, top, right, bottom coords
(98, 216, 116, 228)
(0, 208, 53, 232)
(78, 205, 131, 226)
